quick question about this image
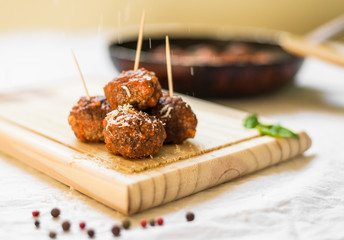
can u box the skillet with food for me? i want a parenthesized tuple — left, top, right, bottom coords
(109, 34, 303, 98)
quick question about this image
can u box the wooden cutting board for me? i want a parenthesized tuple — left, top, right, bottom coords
(0, 79, 311, 215)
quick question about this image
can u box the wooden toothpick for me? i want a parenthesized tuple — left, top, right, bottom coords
(134, 11, 145, 71)
(71, 50, 90, 100)
(165, 35, 173, 98)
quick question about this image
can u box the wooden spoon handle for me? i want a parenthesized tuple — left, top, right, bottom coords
(306, 14, 344, 43)
(280, 33, 344, 67)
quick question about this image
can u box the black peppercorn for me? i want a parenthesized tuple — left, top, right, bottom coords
(51, 208, 60, 218)
(87, 229, 95, 238)
(111, 225, 121, 237)
(149, 218, 155, 226)
(122, 218, 131, 230)
(62, 221, 71, 231)
(34, 220, 40, 228)
(186, 212, 195, 221)
(49, 231, 57, 239)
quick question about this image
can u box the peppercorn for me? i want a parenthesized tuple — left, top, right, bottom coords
(34, 220, 40, 228)
(87, 229, 95, 238)
(62, 221, 71, 231)
(122, 218, 131, 230)
(111, 225, 121, 237)
(32, 211, 40, 217)
(79, 221, 86, 230)
(51, 208, 60, 218)
(186, 212, 195, 222)
(157, 217, 164, 226)
(149, 219, 155, 226)
(140, 219, 147, 228)
(49, 231, 57, 239)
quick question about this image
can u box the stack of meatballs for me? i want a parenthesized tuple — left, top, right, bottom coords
(68, 68, 198, 159)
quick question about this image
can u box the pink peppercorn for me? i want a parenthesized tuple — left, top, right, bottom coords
(32, 211, 40, 217)
(157, 217, 164, 226)
(79, 222, 86, 230)
(140, 219, 147, 228)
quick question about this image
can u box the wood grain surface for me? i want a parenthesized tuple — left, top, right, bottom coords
(0, 79, 311, 215)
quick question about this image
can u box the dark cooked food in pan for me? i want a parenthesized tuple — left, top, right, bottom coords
(151, 92, 197, 144)
(103, 104, 166, 158)
(68, 96, 112, 142)
(150, 42, 285, 66)
(109, 36, 304, 97)
(103, 68, 162, 110)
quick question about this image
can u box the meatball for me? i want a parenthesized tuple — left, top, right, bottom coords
(151, 92, 198, 144)
(103, 104, 166, 158)
(68, 96, 112, 142)
(104, 68, 162, 110)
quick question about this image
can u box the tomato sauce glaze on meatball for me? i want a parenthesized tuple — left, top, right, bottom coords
(151, 92, 197, 144)
(68, 96, 112, 142)
(104, 68, 162, 110)
(103, 104, 166, 158)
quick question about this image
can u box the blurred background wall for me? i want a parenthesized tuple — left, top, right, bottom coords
(1, 0, 344, 40)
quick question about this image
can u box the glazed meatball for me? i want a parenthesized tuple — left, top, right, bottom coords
(68, 96, 112, 142)
(103, 105, 166, 158)
(104, 68, 162, 110)
(151, 92, 197, 144)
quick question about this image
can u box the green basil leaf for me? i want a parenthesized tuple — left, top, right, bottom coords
(270, 124, 299, 138)
(243, 114, 259, 129)
(256, 124, 299, 138)
(255, 124, 273, 136)
(243, 113, 299, 139)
